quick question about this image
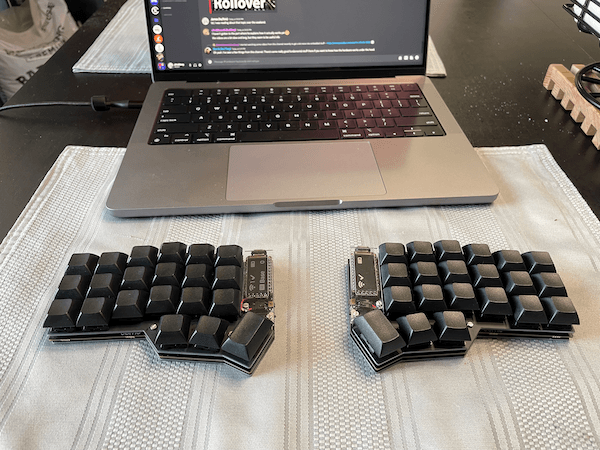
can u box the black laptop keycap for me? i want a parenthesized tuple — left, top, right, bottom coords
(43, 244, 275, 374)
(149, 84, 445, 145)
(349, 240, 579, 371)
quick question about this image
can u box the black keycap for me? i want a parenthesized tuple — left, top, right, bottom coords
(154, 314, 192, 347)
(469, 264, 503, 289)
(413, 284, 446, 312)
(406, 241, 436, 263)
(212, 265, 243, 290)
(382, 285, 416, 319)
(463, 243, 494, 265)
(65, 253, 98, 277)
(96, 252, 128, 275)
(493, 250, 526, 272)
(237, 129, 339, 142)
(147, 285, 181, 316)
(378, 243, 407, 264)
(221, 311, 274, 362)
(177, 287, 211, 316)
(433, 311, 471, 343)
(532, 272, 568, 297)
(128, 245, 159, 268)
(182, 264, 214, 289)
(57, 274, 90, 301)
(215, 245, 244, 267)
(158, 242, 188, 265)
(438, 259, 471, 284)
(380, 263, 410, 288)
(502, 271, 536, 296)
(409, 261, 441, 286)
(121, 265, 153, 291)
(152, 262, 185, 287)
(76, 297, 116, 329)
(541, 296, 580, 327)
(186, 244, 215, 266)
(112, 289, 148, 321)
(477, 286, 512, 316)
(510, 295, 548, 326)
(434, 240, 464, 262)
(396, 312, 437, 347)
(87, 273, 122, 299)
(209, 288, 242, 319)
(189, 315, 229, 351)
(353, 309, 406, 358)
(444, 282, 479, 311)
(522, 251, 556, 274)
(43, 297, 83, 329)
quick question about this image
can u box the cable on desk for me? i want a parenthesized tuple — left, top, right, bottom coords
(0, 96, 143, 113)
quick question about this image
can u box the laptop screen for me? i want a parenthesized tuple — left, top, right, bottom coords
(147, 0, 429, 81)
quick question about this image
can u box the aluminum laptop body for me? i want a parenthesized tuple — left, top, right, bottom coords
(106, 0, 498, 217)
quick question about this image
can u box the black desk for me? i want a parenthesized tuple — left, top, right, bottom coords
(1, 0, 600, 242)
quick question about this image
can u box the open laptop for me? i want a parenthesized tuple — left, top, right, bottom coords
(106, 0, 498, 217)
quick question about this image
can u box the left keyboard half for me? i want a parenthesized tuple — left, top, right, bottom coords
(43, 243, 275, 374)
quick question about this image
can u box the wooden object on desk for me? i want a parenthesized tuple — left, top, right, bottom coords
(543, 63, 600, 149)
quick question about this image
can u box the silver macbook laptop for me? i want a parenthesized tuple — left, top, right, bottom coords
(106, 0, 498, 217)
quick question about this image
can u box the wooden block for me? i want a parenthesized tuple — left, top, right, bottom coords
(543, 63, 600, 149)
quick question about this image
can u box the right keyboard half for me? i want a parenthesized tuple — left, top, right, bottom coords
(348, 240, 580, 372)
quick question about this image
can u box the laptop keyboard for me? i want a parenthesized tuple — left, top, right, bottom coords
(42, 243, 275, 374)
(349, 241, 580, 372)
(150, 83, 445, 145)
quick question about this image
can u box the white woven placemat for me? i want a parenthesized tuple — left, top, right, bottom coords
(72, 0, 447, 77)
(0, 144, 599, 449)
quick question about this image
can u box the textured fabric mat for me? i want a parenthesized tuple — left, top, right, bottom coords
(72, 0, 447, 77)
(1, 144, 600, 449)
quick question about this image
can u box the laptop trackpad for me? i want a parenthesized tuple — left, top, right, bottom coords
(226, 141, 386, 201)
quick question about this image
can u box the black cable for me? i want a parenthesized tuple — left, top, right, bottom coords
(0, 101, 90, 112)
(0, 96, 143, 113)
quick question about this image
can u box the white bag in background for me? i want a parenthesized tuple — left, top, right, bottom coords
(0, 0, 78, 102)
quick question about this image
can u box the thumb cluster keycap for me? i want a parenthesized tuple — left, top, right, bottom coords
(43, 243, 274, 374)
(350, 241, 580, 371)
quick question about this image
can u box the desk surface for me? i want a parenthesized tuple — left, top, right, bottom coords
(1, 0, 600, 240)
